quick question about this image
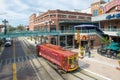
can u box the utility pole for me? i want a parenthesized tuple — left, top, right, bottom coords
(2, 19, 8, 35)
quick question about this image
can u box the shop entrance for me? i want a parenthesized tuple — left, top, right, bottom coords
(81, 41, 88, 47)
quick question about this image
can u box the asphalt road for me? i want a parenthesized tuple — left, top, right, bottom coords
(0, 38, 37, 80)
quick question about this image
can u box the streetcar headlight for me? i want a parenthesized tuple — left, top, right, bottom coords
(71, 64, 75, 68)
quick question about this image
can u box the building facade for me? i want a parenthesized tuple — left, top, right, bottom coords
(91, 0, 120, 42)
(29, 10, 91, 31)
(29, 10, 97, 48)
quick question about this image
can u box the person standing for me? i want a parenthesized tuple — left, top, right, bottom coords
(88, 49, 91, 58)
(85, 44, 89, 56)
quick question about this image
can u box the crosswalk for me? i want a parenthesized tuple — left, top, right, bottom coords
(0, 54, 38, 66)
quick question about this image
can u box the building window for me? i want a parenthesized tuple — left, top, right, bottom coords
(50, 26, 56, 32)
(93, 10, 98, 16)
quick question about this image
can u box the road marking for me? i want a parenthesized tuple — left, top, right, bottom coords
(13, 39, 17, 80)
(13, 63, 17, 80)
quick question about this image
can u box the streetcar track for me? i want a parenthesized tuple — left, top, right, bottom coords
(22, 38, 57, 80)
(78, 68, 97, 80)
(70, 68, 97, 80)
(44, 58, 66, 80)
(22, 38, 99, 80)
(22, 38, 97, 80)
(70, 73, 84, 80)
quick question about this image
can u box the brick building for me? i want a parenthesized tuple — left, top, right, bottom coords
(29, 9, 96, 48)
(29, 9, 91, 31)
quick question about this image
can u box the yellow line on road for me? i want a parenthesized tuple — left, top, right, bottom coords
(13, 63, 17, 80)
(13, 39, 17, 80)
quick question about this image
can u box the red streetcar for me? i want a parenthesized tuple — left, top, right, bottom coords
(36, 44, 79, 72)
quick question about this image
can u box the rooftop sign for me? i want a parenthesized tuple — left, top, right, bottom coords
(104, 0, 120, 13)
(106, 13, 120, 19)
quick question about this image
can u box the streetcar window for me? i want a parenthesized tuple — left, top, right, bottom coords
(74, 57, 77, 62)
(74, 56, 78, 62)
(69, 58, 72, 64)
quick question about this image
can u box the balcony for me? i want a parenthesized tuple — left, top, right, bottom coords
(101, 28, 120, 36)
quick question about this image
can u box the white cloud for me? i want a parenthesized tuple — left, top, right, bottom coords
(0, 0, 109, 27)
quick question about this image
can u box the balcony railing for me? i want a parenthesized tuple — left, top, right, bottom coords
(59, 29, 96, 33)
(101, 28, 120, 32)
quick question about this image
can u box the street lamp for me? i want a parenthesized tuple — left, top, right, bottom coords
(2, 19, 8, 35)
(48, 19, 54, 32)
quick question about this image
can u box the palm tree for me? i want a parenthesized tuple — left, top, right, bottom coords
(101, 36, 109, 47)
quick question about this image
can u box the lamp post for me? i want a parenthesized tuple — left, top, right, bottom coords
(2, 19, 8, 35)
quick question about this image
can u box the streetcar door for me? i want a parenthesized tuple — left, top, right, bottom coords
(62, 56, 67, 70)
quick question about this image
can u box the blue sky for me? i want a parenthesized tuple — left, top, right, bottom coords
(0, 0, 108, 27)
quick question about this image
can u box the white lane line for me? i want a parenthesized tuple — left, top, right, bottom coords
(29, 60, 41, 80)
(82, 68, 112, 80)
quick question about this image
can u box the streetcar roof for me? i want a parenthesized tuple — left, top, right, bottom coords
(39, 44, 77, 56)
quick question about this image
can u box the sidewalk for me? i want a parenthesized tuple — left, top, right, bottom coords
(72, 49, 120, 80)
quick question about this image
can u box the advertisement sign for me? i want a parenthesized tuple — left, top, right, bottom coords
(106, 13, 120, 19)
(104, 0, 120, 13)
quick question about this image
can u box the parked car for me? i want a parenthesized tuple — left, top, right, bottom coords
(4, 38, 12, 47)
(4, 41, 12, 47)
(97, 48, 107, 55)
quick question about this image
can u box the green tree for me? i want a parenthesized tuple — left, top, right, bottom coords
(16, 25, 25, 31)
(101, 36, 109, 46)
(9, 25, 16, 32)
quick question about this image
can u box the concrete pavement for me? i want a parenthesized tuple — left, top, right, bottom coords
(72, 48, 120, 80)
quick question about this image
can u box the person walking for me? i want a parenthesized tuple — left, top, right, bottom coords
(88, 49, 91, 58)
(85, 44, 89, 56)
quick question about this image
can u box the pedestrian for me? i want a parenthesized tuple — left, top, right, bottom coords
(106, 49, 110, 57)
(113, 51, 117, 59)
(85, 44, 89, 56)
(88, 50, 91, 58)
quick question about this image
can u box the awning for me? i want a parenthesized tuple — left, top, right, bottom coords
(105, 42, 120, 51)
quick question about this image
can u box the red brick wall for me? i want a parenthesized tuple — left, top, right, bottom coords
(29, 10, 92, 31)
